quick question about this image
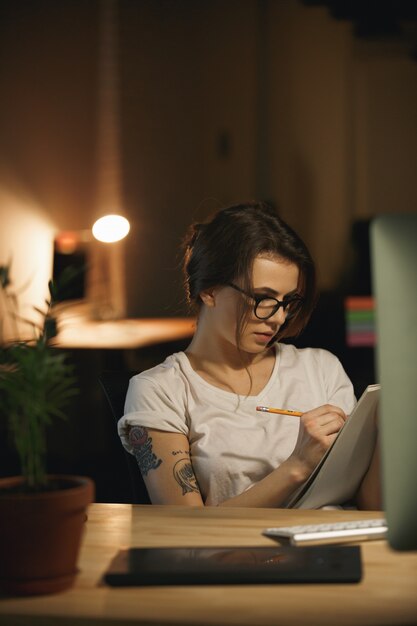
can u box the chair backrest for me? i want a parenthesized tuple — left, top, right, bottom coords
(98, 370, 151, 504)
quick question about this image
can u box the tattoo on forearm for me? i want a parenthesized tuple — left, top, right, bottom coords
(171, 449, 190, 457)
(129, 426, 162, 476)
(173, 458, 199, 495)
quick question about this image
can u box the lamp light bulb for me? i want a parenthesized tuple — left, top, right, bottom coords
(92, 214, 130, 243)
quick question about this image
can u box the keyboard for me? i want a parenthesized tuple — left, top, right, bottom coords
(263, 518, 388, 546)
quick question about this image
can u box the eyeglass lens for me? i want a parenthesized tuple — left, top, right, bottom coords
(255, 298, 301, 320)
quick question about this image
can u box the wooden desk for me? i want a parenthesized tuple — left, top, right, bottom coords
(1, 505, 416, 626)
(54, 317, 195, 350)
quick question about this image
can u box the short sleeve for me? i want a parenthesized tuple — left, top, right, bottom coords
(317, 349, 356, 414)
(118, 373, 189, 454)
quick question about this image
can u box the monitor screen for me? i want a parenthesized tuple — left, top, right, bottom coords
(371, 214, 417, 551)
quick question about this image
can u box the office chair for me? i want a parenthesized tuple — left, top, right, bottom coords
(98, 370, 151, 504)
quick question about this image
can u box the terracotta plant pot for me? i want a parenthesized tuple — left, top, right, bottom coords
(0, 475, 94, 596)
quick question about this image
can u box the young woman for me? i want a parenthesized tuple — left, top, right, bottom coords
(118, 202, 381, 508)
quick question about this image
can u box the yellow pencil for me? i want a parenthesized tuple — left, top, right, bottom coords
(256, 406, 303, 417)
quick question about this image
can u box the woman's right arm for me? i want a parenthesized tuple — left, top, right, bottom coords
(128, 425, 204, 505)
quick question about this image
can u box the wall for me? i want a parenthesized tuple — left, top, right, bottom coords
(0, 0, 416, 318)
(0, 186, 55, 338)
(119, 0, 259, 317)
(0, 0, 98, 324)
(353, 41, 417, 218)
(267, 1, 354, 289)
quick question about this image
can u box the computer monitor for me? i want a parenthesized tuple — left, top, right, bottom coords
(371, 214, 417, 551)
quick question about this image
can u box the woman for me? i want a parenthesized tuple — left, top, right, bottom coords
(118, 202, 380, 508)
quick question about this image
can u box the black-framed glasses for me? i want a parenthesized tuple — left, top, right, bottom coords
(228, 283, 304, 321)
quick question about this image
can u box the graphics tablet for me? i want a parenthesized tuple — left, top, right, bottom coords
(104, 545, 362, 586)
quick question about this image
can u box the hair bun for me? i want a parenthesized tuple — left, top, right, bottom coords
(188, 222, 205, 247)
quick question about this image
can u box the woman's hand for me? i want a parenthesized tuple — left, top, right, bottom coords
(288, 404, 348, 476)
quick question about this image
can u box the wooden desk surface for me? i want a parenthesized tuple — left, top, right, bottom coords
(1, 504, 416, 626)
(54, 317, 195, 349)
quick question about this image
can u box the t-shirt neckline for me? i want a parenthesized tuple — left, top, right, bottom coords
(177, 345, 280, 401)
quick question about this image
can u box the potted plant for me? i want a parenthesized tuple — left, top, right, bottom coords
(0, 263, 94, 596)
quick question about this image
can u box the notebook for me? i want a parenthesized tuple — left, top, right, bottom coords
(285, 384, 380, 509)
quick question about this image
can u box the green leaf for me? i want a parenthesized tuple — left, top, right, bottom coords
(0, 265, 11, 289)
(1, 264, 81, 489)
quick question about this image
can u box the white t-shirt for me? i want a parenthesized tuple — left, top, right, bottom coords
(118, 343, 355, 505)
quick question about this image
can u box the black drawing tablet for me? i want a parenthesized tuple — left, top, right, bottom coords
(104, 544, 362, 586)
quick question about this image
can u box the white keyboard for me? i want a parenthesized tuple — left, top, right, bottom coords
(263, 518, 388, 546)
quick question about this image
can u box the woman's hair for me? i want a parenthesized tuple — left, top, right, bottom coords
(183, 202, 317, 341)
